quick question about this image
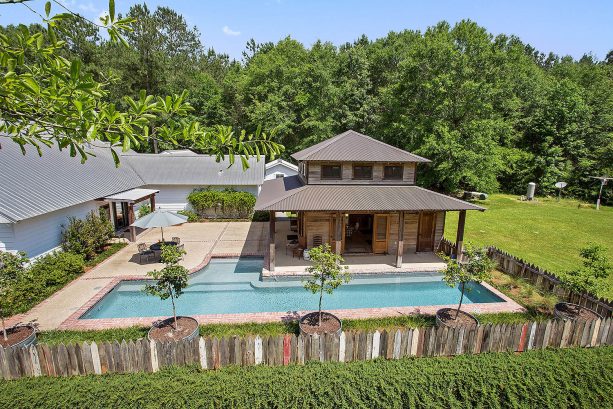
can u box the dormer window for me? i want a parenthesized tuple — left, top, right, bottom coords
(384, 165, 403, 180)
(353, 164, 373, 180)
(321, 163, 342, 179)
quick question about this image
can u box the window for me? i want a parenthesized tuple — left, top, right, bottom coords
(384, 165, 403, 180)
(321, 164, 342, 179)
(353, 165, 373, 180)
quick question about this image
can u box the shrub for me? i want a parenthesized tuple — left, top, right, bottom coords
(178, 210, 199, 222)
(61, 210, 114, 260)
(251, 210, 270, 222)
(137, 203, 152, 218)
(188, 188, 256, 219)
(8, 252, 84, 315)
(0, 251, 29, 338)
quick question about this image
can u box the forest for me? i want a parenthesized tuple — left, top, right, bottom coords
(2, 3, 611, 201)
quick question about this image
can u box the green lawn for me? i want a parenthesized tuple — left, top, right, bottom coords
(445, 194, 613, 298)
(1, 347, 611, 408)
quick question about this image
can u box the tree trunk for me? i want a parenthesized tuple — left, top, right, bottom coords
(318, 286, 323, 327)
(455, 282, 465, 319)
(171, 292, 177, 330)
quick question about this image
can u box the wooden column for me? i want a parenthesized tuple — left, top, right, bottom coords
(335, 212, 342, 255)
(455, 210, 466, 262)
(269, 211, 276, 272)
(396, 211, 405, 267)
(150, 194, 156, 211)
(128, 203, 136, 242)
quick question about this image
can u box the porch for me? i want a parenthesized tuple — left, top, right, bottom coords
(264, 220, 448, 277)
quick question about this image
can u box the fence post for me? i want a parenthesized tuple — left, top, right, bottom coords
(371, 331, 380, 359)
(149, 340, 159, 373)
(339, 332, 346, 363)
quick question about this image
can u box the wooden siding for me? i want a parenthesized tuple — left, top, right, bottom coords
(301, 210, 444, 254)
(304, 212, 333, 248)
(307, 162, 416, 185)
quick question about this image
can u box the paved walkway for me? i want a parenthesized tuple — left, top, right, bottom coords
(8, 222, 267, 330)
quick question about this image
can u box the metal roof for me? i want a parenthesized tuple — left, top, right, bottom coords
(104, 188, 160, 203)
(122, 153, 265, 186)
(0, 142, 145, 222)
(265, 158, 298, 172)
(291, 130, 430, 163)
(255, 176, 484, 212)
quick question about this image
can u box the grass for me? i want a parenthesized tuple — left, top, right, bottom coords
(444, 194, 613, 298)
(1, 347, 611, 408)
(85, 242, 127, 268)
(38, 311, 547, 345)
(487, 269, 559, 315)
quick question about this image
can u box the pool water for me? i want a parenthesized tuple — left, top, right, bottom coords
(80, 258, 504, 319)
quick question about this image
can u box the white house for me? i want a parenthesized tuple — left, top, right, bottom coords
(264, 159, 298, 181)
(0, 142, 264, 259)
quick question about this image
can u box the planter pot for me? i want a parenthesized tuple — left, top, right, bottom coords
(303, 250, 311, 261)
(148, 316, 199, 342)
(299, 311, 342, 336)
(436, 308, 479, 329)
(554, 302, 603, 321)
(0, 325, 37, 349)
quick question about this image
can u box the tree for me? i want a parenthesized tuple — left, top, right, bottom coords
(144, 245, 189, 330)
(0, 251, 29, 340)
(303, 244, 350, 326)
(440, 245, 496, 319)
(1, 1, 283, 165)
(561, 244, 611, 313)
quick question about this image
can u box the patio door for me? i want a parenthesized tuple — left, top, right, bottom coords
(417, 212, 435, 252)
(372, 214, 389, 254)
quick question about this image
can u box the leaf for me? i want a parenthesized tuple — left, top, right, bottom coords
(45, 1, 51, 17)
(70, 60, 80, 81)
(109, 0, 115, 22)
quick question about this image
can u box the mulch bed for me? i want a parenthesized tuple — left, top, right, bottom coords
(299, 312, 341, 335)
(555, 303, 601, 321)
(0, 326, 35, 348)
(149, 317, 199, 342)
(437, 308, 478, 328)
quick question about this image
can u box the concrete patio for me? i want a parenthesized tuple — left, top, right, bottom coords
(9, 221, 267, 330)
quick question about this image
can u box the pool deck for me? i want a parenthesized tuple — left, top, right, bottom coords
(8, 221, 524, 331)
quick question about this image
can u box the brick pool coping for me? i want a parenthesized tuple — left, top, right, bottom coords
(59, 255, 524, 331)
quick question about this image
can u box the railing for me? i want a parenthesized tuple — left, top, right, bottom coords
(1, 318, 612, 380)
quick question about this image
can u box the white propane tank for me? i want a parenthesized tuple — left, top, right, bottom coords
(526, 182, 536, 200)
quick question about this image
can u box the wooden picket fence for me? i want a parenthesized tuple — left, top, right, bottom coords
(1, 317, 613, 380)
(438, 239, 613, 318)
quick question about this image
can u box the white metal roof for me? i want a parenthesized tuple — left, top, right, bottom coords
(104, 188, 160, 203)
(265, 159, 298, 172)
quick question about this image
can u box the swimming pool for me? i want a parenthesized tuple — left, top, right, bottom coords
(80, 258, 505, 319)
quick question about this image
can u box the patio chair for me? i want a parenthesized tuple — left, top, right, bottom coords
(172, 236, 181, 245)
(312, 235, 323, 248)
(137, 243, 155, 263)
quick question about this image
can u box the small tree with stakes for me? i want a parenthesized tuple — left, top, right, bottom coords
(303, 244, 350, 326)
(144, 245, 189, 330)
(440, 245, 496, 320)
(0, 251, 28, 341)
(561, 243, 610, 315)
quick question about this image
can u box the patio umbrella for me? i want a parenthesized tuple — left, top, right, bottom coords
(130, 210, 188, 242)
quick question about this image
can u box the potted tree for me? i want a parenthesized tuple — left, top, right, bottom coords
(0, 251, 37, 348)
(145, 245, 198, 342)
(437, 245, 495, 328)
(300, 244, 350, 335)
(555, 244, 610, 321)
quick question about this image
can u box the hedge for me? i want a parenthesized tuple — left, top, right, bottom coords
(8, 252, 85, 315)
(0, 347, 611, 408)
(187, 188, 256, 219)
